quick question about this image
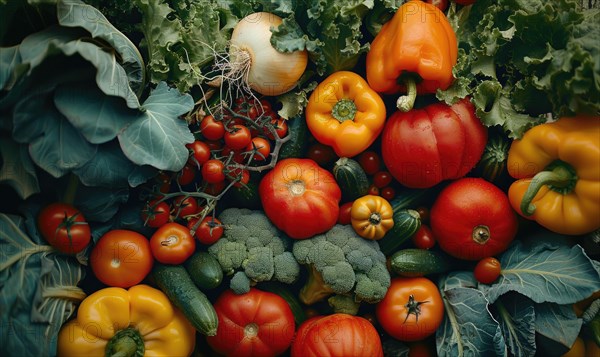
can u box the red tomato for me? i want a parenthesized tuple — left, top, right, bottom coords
(141, 200, 170, 228)
(381, 98, 487, 188)
(381, 186, 396, 201)
(425, 0, 449, 11)
(259, 158, 341, 239)
(200, 114, 225, 141)
(338, 201, 353, 225)
(373, 171, 393, 188)
(37, 202, 91, 254)
(266, 117, 288, 140)
(368, 184, 380, 196)
(430, 178, 518, 260)
(411, 225, 436, 250)
(188, 216, 223, 245)
(224, 124, 252, 150)
(474, 257, 502, 284)
(291, 314, 383, 357)
(376, 277, 444, 342)
(202, 159, 226, 184)
(246, 137, 271, 161)
(206, 288, 295, 357)
(150, 222, 196, 264)
(227, 167, 250, 187)
(358, 150, 381, 175)
(171, 196, 198, 219)
(307, 142, 337, 167)
(416, 206, 430, 224)
(177, 164, 196, 186)
(90, 230, 154, 288)
(222, 146, 246, 164)
(186, 140, 211, 166)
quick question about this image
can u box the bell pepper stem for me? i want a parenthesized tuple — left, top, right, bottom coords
(521, 162, 577, 216)
(396, 78, 417, 112)
(105, 328, 145, 357)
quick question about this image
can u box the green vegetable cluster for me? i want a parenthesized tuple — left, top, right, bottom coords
(208, 208, 300, 294)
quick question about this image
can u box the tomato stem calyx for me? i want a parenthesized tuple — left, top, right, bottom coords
(288, 180, 306, 196)
(472, 225, 490, 245)
(403, 294, 429, 323)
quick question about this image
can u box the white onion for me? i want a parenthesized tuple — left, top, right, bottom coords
(229, 12, 308, 97)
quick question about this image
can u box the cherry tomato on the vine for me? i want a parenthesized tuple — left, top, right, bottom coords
(202, 159, 226, 184)
(412, 224, 436, 250)
(222, 146, 246, 164)
(358, 150, 382, 175)
(266, 117, 288, 140)
(474, 257, 502, 284)
(224, 124, 252, 150)
(373, 171, 393, 188)
(188, 216, 224, 245)
(338, 201, 354, 225)
(177, 164, 196, 186)
(150, 222, 196, 264)
(90, 230, 154, 288)
(172, 196, 198, 219)
(200, 114, 225, 141)
(186, 140, 211, 166)
(246, 137, 271, 161)
(142, 200, 170, 228)
(37, 202, 91, 254)
(227, 167, 250, 187)
(204, 181, 227, 196)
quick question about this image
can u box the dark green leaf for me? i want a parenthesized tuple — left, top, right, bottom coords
(0, 135, 39, 199)
(72, 141, 137, 188)
(535, 303, 582, 350)
(74, 184, 129, 223)
(493, 293, 536, 357)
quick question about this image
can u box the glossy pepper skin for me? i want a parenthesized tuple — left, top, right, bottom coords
(366, 0, 457, 111)
(57, 284, 196, 357)
(351, 195, 394, 240)
(305, 71, 386, 158)
(507, 117, 600, 235)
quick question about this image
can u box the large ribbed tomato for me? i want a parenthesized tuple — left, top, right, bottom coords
(430, 178, 518, 260)
(259, 158, 341, 239)
(381, 98, 487, 188)
(206, 288, 295, 357)
(291, 314, 383, 357)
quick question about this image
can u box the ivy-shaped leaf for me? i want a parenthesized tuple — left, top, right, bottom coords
(118, 82, 194, 171)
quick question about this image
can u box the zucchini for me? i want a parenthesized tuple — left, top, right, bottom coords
(152, 263, 218, 336)
(475, 128, 511, 183)
(333, 157, 370, 202)
(389, 248, 451, 277)
(184, 251, 223, 290)
(279, 115, 308, 160)
(258, 282, 307, 325)
(378, 209, 421, 255)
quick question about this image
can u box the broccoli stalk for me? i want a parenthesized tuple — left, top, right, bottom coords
(300, 264, 337, 305)
(327, 294, 361, 315)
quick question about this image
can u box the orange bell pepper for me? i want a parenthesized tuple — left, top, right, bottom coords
(305, 71, 386, 158)
(366, 0, 457, 111)
(507, 116, 600, 235)
(57, 284, 196, 357)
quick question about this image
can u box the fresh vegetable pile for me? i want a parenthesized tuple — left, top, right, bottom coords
(1, 0, 599, 356)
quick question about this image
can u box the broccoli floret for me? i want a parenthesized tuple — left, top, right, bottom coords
(292, 224, 391, 306)
(208, 208, 300, 294)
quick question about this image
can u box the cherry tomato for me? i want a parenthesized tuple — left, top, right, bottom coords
(358, 150, 381, 175)
(425, 0, 449, 11)
(227, 167, 250, 187)
(202, 159, 226, 184)
(186, 140, 211, 166)
(224, 124, 252, 150)
(90, 230, 154, 288)
(172, 196, 198, 219)
(266, 117, 288, 140)
(177, 164, 196, 186)
(373, 171, 393, 188)
(141, 200, 170, 228)
(204, 181, 226, 196)
(246, 137, 271, 161)
(307, 142, 337, 167)
(37, 202, 91, 254)
(205, 140, 223, 151)
(381, 186, 396, 201)
(155, 172, 171, 193)
(412, 224, 436, 250)
(200, 114, 225, 141)
(222, 146, 246, 164)
(338, 201, 354, 225)
(150, 222, 196, 264)
(474, 257, 502, 284)
(376, 277, 444, 342)
(368, 184, 380, 196)
(188, 216, 223, 245)
(416, 206, 430, 224)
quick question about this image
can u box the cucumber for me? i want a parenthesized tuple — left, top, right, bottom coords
(279, 115, 308, 160)
(378, 209, 421, 255)
(152, 263, 218, 336)
(258, 282, 307, 325)
(389, 248, 451, 277)
(333, 157, 370, 202)
(184, 251, 223, 290)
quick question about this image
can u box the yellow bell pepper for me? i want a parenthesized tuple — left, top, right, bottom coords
(507, 116, 600, 235)
(351, 195, 394, 240)
(305, 71, 386, 158)
(57, 284, 196, 357)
